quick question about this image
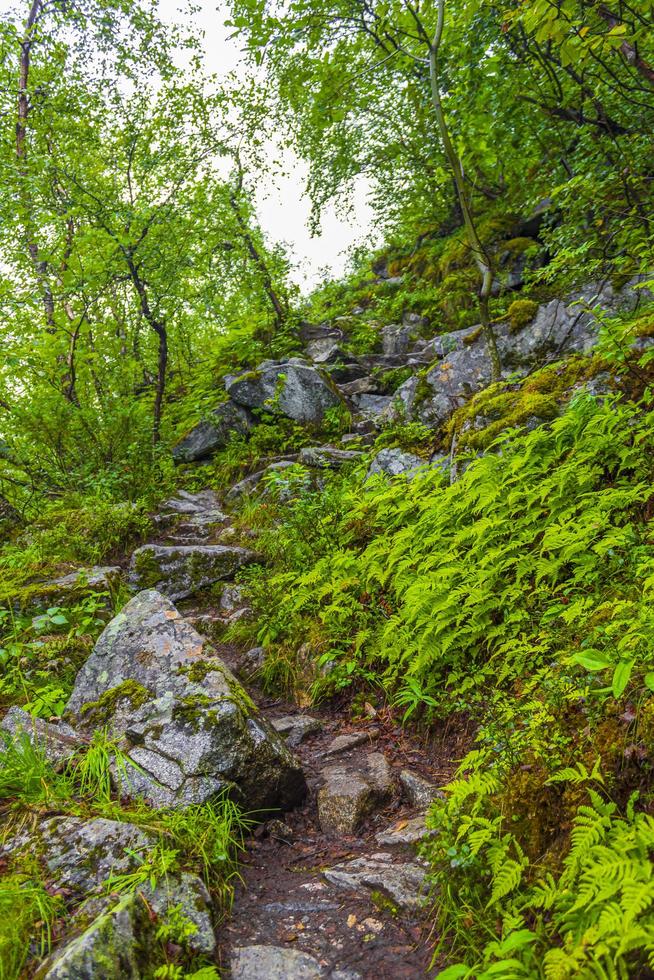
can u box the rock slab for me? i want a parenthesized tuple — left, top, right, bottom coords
(129, 543, 256, 601)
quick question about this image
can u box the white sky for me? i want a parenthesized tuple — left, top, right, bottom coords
(159, 0, 377, 291)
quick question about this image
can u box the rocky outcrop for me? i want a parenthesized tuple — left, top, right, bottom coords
(172, 401, 253, 463)
(272, 714, 322, 748)
(393, 278, 650, 430)
(65, 590, 306, 810)
(129, 542, 256, 601)
(297, 446, 362, 469)
(225, 359, 343, 423)
(231, 945, 358, 980)
(19, 565, 122, 612)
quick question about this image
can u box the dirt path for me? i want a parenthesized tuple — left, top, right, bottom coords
(154, 488, 473, 978)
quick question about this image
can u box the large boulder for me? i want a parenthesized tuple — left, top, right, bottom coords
(65, 590, 306, 811)
(225, 359, 343, 424)
(172, 401, 253, 463)
(129, 543, 256, 601)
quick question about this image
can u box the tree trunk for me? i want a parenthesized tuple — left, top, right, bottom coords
(229, 191, 286, 331)
(125, 254, 168, 443)
(429, 1, 501, 382)
(16, 0, 56, 332)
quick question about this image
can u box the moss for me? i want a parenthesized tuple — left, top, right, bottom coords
(370, 889, 399, 917)
(463, 325, 484, 346)
(387, 256, 409, 277)
(413, 373, 434, 408)
(80, 679, 151, 725)
(375, 366, 413, 394)
(172, 694, 213, 730)
(178, 658, 225, 683)
(132, 549, 163, 589)
(499, 237, 538, 256)
(446, 356, 610, 451)
(507, 299, 539, 334)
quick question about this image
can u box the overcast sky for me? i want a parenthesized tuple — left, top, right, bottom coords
(158, 0, 377, 290)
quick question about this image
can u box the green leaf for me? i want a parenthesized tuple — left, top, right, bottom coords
(612, 660, 634, 698)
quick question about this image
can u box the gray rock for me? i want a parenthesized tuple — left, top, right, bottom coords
(219, 583, 246, 613)
(323, 730, 377, 757)
(403, 312, 430, 330)
(230, 945, 324, 980)
(236, 645, 266, 674)
(367, 448, 425, 479)
(298, 446, 362, 469)
(339, 376, 380, 398)
(129, 543, 256, 601)
(272, 714, 322, 748)
(226, 360, 343, 424)
(37, 816, 158, 895)
(318, 752, 393, 835)
(0, 707, 79, 767)
(306, 335, 345, 364)
(381, 324, 412, 357)
(65, 591, 306, 811)
(154, 490, 228, 544)
(37, 895, 142, 979)
(172, 401, 253, 463)
(36, 872, 215, 979)
(353, 394, 393, 418)
(324, 853, 428, 911)
(375, 814, 434, 845)
(399, 769, 444, 808)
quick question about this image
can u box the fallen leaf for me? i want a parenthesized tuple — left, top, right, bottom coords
(347, 914, 357, 928)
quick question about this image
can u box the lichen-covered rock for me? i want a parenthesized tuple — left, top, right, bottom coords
(225, 460, 300, 502)
(381, 323, 412, 357)
(323, 852, 428, 912)
(35, 871, 215, 979)
(154, 490, 227, 543)
(31, 817, 158, 895)
(129, 543, 256, 601)
(172, 401, 253, 463)
(399, 769, 444, 808)
(318, 752, 393, 836)
(35, 895, 142, 980)
(65, 591, 306, 811)
(375, 814, 434, 845)
(0, 707, 79, 768)
(225, 359, 343, 423)
(367, 448, 425, 479)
